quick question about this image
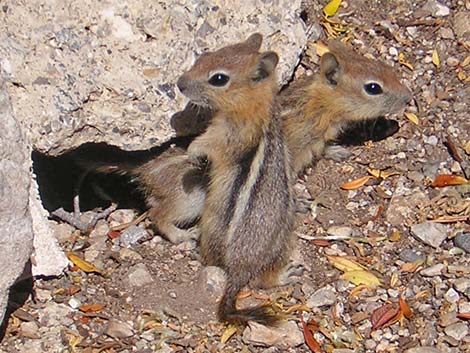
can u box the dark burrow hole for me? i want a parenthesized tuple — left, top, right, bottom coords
(32, 136, 195, 214)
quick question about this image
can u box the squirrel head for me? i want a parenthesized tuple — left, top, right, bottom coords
(177, 33, 279, 111)
(319, 40, 412, 121)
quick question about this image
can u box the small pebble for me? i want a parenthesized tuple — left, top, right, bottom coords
(68, 297, 81, 309)
(444, 322, 469, 341)
(420, 264, 445, 277)
(20, 321, 39, 338)
(307, 287, 337, 308)
(454, 233, 470, 253)
(120, 225, 148, 247)
(326, 225, 353, 238)
(444, 288, 460, 303)
(127, 264, 153, 287)
(242, 321, 303, 348)
(454, 277, 470, 293)
(399, 249, 425, 263)
(410, 222, 448, 248)
(106, 319, 134, 338)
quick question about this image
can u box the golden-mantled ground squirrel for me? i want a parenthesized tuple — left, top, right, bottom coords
(280, 40, 412, 174)
(90, 39, 411, 245)
(177, 34, 294, 325)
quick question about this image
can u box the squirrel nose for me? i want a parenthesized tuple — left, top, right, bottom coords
(177, 77, 189, 93)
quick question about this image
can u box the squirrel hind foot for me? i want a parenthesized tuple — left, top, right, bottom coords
(218, 305, 282, 326)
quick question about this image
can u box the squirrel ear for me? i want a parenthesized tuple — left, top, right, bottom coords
(251, 51, 279, 82)
(320, 52, 341, 86)
(244, 33, 263, 51)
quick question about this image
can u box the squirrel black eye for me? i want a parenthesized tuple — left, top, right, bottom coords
(364, 82, 383, 95)
(208, 73, 230, 87)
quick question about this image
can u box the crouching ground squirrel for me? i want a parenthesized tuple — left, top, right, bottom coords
(176, 33, 294, 325)
(90, 39, 411, 244)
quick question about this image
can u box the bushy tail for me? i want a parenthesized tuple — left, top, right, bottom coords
(217, 273, 281, 326)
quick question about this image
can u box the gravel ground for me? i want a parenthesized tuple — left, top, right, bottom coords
(1, 0, 470, 352)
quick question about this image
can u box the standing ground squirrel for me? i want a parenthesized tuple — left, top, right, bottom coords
(177, 33, 294, 325)
(88, 39, 411, 244)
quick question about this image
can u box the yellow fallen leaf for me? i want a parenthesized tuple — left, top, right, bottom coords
(405, 112, 419, 125)
(399, 53, 414, 70)
(323, 0, 342, 17)
(341, 270, 381, 286)
(67, 253, 103, 274)
(367, 168, 400, 179)
(462, 56, 470, 67)
(327, 255, 367, 272)
(432, 49, 440, 67)
(340, 175, 373, 190)
(458, 71, 467, 82)
(465, 141, 470, 155)
(390, 272, 399, 287)
(220, 324, 238, 343)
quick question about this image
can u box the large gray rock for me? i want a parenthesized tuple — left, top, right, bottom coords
(0, 0, 307, 326)
(0, 79, 33, 325)
(1, 0, 307, 155)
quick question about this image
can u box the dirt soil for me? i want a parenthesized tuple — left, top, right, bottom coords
(2, 0, 470, 352)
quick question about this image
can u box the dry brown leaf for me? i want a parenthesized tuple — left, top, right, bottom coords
(431, 174, 469, 187)
(399, 53, 414, 70)
(312, 239, 331, 247)
(371, 304, 400, 330)
(414, 290, 430, 300)
(432, 49, 440, 67)
(108, 231, 121, 239)
(389, 230, 401, 242)
(401, 259, 425, 273)
(349, 284, 369, 298)
(341, 270, 381, 286)
(299, 314, 324, 353)
(340, 176, 373, 190)
(285, 304, 311, 314)
(79, 304, 105, 313)
(327, 256, 366, 272)
(323, 0, 342, 17)
(66, 286, 81, 296)
(405, 112, 419, 125)
(457, 312, 470, 320)
(465, 141, 470, 155)
(67, 253, 103, 274)
(399, 297, 413, 319)
(220, 325, 238, 343)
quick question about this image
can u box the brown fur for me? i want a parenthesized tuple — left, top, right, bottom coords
(280, 40, 412, 174)
(178, 34, 294, 325)
(133, 147, 207, 243)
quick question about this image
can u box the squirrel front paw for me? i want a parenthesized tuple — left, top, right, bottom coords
(187, 143, 208, 168)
